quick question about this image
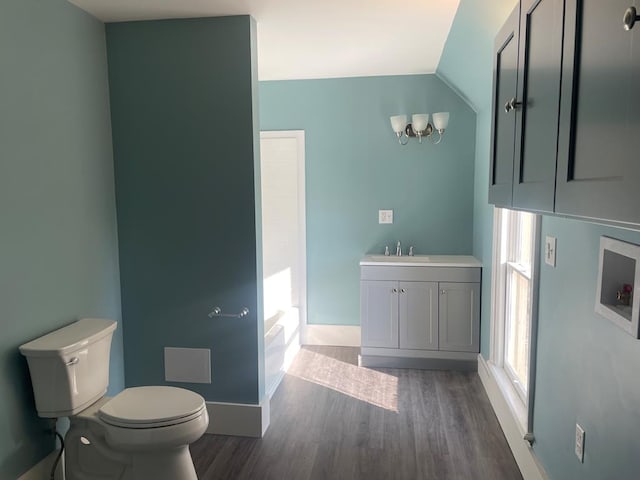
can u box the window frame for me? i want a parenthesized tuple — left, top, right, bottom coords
(490, 207, 541, 437)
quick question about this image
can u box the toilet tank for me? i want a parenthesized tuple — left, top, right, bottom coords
(19, 318, 117, 418)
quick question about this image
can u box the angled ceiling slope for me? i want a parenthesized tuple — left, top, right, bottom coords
(68, 0, 460, 81)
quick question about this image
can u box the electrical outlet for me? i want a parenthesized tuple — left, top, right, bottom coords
(545, 236, 557, 267)
(379, 209, 393, 224)
(575, 424, 585, 462)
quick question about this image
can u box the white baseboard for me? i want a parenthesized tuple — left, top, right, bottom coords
(478, 354, 548, 480)
(205, 397, 270, 438)
(18, 450, 64, 480)
(302, 324, 360, 346)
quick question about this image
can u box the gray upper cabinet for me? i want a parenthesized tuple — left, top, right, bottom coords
(493, 1, 640, 225)
(490, 0, 565, 213)
(556, 0, 640, 225)
(489, 6, 520, 208)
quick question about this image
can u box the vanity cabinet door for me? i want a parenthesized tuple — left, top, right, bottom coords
(438, 283, 480, 353)
(360, 280, 399, 348)
(512, 0, 565, 213)
(489, 5, 520, 208)
(399, 281, 438, 351)
(555, 0, 640, 224)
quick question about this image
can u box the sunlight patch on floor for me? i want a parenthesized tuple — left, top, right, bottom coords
(287, 348, 399, 412)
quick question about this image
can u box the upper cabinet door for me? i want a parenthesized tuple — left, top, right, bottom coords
(556, 0, 640, 224)
(489, 5, 520, 208)
(512, 0, 565, 213)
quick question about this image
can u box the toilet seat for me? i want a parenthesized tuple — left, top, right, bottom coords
(98, 386, 206, 429)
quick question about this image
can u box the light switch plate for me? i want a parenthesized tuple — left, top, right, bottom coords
(545, 236, 557, 267)
(379, 209, 393, 224)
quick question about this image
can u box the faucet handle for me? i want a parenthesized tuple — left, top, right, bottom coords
(409, 246, 414, 256)
(384, 245, 390, 256)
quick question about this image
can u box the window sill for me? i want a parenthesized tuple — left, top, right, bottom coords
(487, 360, 528, 436)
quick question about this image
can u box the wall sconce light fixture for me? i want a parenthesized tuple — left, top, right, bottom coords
(390, 112, 450, 145)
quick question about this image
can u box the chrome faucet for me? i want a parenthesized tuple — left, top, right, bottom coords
(409, 246, 414, 256)
(396, 241, 402, 256)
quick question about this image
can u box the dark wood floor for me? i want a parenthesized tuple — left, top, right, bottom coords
(191, 346, 522, 480)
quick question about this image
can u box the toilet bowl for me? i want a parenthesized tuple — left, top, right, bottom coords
(66, 386, 208, 480)
(18, 319, 209, 480)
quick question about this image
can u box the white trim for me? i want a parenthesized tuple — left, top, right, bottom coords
(205, 398, 270, 438)
(478, 355, 548, 480)
(18, 450, 64, 480)
(302, 324, 361, 346)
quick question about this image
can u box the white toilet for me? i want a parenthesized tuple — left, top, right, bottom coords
(19, 318, 209, 480)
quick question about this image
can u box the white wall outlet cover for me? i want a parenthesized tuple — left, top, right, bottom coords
(545, 236, 557, 267)
(575, 423, 585, 462)
(164, 347, 212, 383)
(379, 209, 393, 224)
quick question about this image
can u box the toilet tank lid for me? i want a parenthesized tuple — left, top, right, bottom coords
(19, 318, 116, 357)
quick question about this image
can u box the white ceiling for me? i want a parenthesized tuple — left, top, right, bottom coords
(68, 0, 460, 81)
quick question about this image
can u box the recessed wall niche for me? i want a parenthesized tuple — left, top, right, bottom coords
(595, 236, 640, 338)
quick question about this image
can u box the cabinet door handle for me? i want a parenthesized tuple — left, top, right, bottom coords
(392, 288, 398, 293)
(624, 6, 639, 31)
(504, 97, 522, 113)
(400, 288, 406, 293)
(441, 289, 446, 295)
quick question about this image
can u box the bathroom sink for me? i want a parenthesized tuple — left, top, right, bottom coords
(360, 254, 482, 268)
(365, 255, 431, 262)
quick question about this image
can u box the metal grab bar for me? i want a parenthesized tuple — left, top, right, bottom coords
(207, 306, 250, 318)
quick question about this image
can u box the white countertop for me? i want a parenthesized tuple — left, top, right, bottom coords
(360, 254, 482, 268)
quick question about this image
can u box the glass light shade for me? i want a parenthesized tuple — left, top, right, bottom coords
(432, 112, 450, 130)
(389, 115, 408, 134)
(411, 114, 429, 133)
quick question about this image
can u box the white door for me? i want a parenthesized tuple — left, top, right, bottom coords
(260, 131, 306, 333)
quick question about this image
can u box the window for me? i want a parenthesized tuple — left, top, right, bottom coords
(491, 208, 539, 430)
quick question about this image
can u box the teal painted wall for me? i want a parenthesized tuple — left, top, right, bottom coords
(107, 16, 264, 404)
(0, 0, 124, 477)
(535, 217, 640, 478)
(260, 75, 476, 326)
(438, 0, 640, 478)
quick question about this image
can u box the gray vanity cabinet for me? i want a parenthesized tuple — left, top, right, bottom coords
(489, 0, 565, 213)
(555, 0, 640, 224)
(360, 259, 481, 369)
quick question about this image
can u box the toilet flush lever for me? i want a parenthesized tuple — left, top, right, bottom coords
(208, 306, 250, 318)
(65, 357, 79, 366)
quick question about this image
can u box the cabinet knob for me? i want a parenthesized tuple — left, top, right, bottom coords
(400, 288, 406, 293)
(441, 289, 446, 295)
(504, 97, 522, 113)
(623, 6, 639, 31)
(392, 288, 398, 293)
